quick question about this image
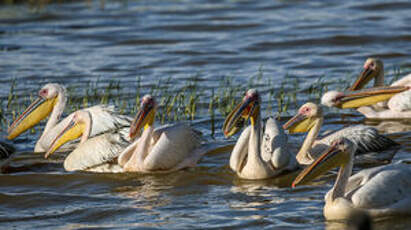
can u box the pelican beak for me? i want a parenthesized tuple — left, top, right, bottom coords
(223, 96, 259, 137)
(7, 96, 57, 140)
(292, 141, 348, 188)
(45, 118, 85, 158)
(283, 112, 314, 134)
(349, 66, 378, 90)
(129, 102, 155, 140)
(333, 86, 408, 109)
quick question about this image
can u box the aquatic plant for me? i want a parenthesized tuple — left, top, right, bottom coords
(1, 67, 408, 133)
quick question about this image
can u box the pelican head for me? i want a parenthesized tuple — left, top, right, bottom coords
(283, 102, 322, 134)
(7, 84, 64, 140)
(350, 58, 383, 90)
(129, 95, 156, 140)
(292, 137, 355, 187)
(223, 89, 261, 137)
(45, 111, 92, 158)
(321, 86, 408, 109)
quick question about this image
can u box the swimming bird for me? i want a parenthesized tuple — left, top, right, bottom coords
(7, 83, 131, 152)
(117, 95, 217, 173)
(348, 58, 411, 118)
(321, 85, 408, 110)
(223, 89, 298, 180)
(283, 102, 398, 165)
(292, 137, 411, 220)
(45, 110, 130, 172)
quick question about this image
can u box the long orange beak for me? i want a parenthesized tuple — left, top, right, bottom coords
(332, 86, 408, 109)
(222, 96, 259, 137)
(45, 118, 85, 158)
(7, 96, 57, 140)
(349, 66, 377, 90)
(283, 112, 315, 134)
(292, 140, 349, 188)
(129, 101, 155, 140)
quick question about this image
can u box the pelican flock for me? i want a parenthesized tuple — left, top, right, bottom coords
(3, 58, 411, 222)
(322, 58, 411, 118)
(44, 94, 221, 173)
(350, 58, 411, 118)
(292, 137, 411, 220)
(7, 83, 131, 153)
(223, 89, 298, 179)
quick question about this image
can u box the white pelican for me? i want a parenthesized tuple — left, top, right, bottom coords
(350, 58, 411, 91)
(292, 137, 411, 220)
(348, 58, 411, 118)
(117, 95, 219, 173)
(7, 83, 131, 152)
(0, 141, 14, 159)
(45, 110, 130, 172)
(321, 85, 411, 119)
(222, 89, 298, 180)
(283, 102, 398, 165)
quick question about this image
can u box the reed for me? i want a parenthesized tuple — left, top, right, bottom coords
(1, 67, 408, 132)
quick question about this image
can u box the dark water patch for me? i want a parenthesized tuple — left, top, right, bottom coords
(149, 23, 261, 32)
(113, 38, 193, 46)
(244, 35, 378, 52)
(350, 2, 411, 11)
(0, 44, 20, 51)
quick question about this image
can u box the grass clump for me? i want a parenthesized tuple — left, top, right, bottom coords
(1, 67, 408, 133)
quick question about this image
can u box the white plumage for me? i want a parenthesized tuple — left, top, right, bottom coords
(7, 83, 131, 153)
(283, 103, 397, 165)
(119, 123, 207, 173)
(230, 119, 298, 179)
(350, 58, 411, 119)
(63, 127, 130, 172)
(225, 89, 298, 180)
(294, 138, 411, 220)
(40, 105, 131, 152)
(118, 95, 218, 173)
(44, 109, 132, 172)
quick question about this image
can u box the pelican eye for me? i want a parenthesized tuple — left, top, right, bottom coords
(301, 107, 310, 114)
(39, 89, 48, 97)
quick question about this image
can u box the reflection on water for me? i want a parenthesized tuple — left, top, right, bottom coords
(0, 0, 410, 229)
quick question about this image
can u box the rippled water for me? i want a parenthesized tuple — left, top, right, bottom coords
(1, 0, 411, 229)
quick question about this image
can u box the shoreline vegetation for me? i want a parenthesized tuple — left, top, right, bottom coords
(0, 67, 407, 136)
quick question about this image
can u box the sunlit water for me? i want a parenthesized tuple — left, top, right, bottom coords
(0, 0, 410, 229)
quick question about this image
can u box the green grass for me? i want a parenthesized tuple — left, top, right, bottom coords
(1, 66, 410, 134)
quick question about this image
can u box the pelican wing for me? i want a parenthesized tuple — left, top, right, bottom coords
(315, 125, 397, 156)
(87, 105, 132, 135)
(38, 105, 132, 152)
(151, 122, 202, 144)
(143, 123, 201, 171)
(349, 164, 411, 211)
(63, 127, 130, 172)
(388, 91, 411, 112)
(391, 73, 411, 87)
(262, 118, 295, 170)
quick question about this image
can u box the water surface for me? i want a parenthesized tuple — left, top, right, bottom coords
(0, 0, 410, 229)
